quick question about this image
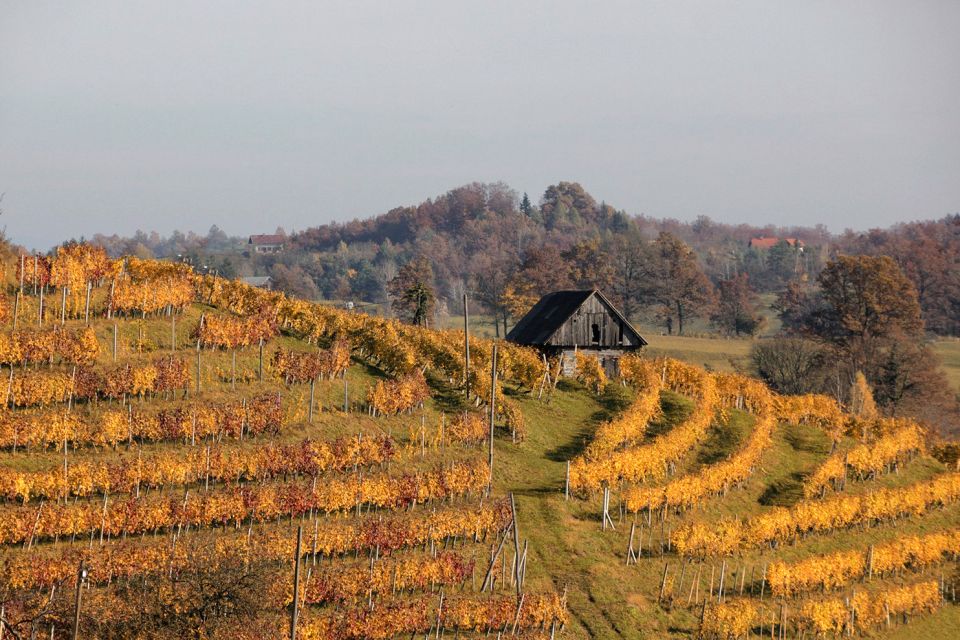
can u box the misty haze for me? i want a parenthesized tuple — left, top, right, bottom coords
(0, 3, 959, 640)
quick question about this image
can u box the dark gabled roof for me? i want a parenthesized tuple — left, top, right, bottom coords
(249, 234, 285, 245)
(506, 289, 647, 347)
(748, 236, 803, 249)
(506, 290, 593, 345)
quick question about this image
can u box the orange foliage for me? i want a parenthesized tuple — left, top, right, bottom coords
(673, 473, 960, 558)
(368, 372, 430, 416)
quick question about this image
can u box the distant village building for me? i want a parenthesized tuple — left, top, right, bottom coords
(248, 234, 285, 254)
(748, 236, 804, 250)
(506, 290, 646, 377)
(241, 276, 273, 290)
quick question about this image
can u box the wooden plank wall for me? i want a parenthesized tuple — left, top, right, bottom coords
(560, 348, 625, 377)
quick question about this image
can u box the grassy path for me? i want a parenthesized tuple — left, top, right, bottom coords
(487, 381, 960, 639)
(493, 384, 695, 639)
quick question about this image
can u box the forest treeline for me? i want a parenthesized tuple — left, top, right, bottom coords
(85, 181, 959, 338)
(77, 181, 960, 432)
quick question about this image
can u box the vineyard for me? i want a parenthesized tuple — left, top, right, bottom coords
(0, 244, 958, 639)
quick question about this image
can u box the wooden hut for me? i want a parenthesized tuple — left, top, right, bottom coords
(506, 289, 646, 377)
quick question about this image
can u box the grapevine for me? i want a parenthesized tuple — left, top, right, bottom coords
(296, 592, 566, 640)
(0, 460, 490, 544)
(569, 359, 717, 493)
(0, 434, 396, 502)
(0, 393, 282, 450)
(673, 472, 960, 558)
(804, 421, 926, 497)
(800, 581, 941, 636)
(767, 528, 960, 597)
(0, 500, 511, 591)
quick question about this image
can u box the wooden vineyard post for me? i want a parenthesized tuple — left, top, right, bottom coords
(626, 522, 638, 565)
(688, 562, 702, 605)
(68, 365, 77, 412)
(171, 311, 176, 352)
(196, 340, 202, 394)
(867, 544, 874, 579)
(343, 375, 349, 413)
(84, 282, 91, 325)
(71, 560, 86, 640)
(676, 561, 687, 601)
(113, 323, 118, 362)
(308, 379, 316, 423)
(463, 293, 470, 399)
(60, 286, 67, 325)
(842, 453, 849, 491)
(717, 559, 726, 603)
(510, 592, 525, 636)
(480, 523, 513, 592)
(436, 590, 446, 639)
(258, 338, 264, 382)
(290, 525, 303, 640)
(849, 590, 857, 633)
(488, 343, 498, 491)
(510, 493, 522, 595)
(204, 444, 211, 491)
(12, 291, 18, 331)
(38, 285, 44, 326)
(196, 314, 204, 395)
(538, 353, 549, 400)
(601, 487, 616, 531)
(518, 540, 528, 587)
(658, 563, 669, 604)
(62, 436, 69, 496)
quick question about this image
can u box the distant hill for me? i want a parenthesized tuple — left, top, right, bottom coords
(81, 181, 959, 337)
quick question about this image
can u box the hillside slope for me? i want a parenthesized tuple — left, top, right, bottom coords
(0, 246, 957, 639)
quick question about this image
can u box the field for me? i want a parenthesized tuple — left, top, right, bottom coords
(1, 248, 958, 639)
(447, 312, 960, 393)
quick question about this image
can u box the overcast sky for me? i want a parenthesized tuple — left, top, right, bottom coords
(2, 1, 958, 250)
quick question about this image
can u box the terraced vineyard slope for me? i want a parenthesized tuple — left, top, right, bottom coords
(0, 245, 957, 639)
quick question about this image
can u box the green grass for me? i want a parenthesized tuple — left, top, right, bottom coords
(642, 335, 753, 373)
(695, 408, 752, 466)
(645, 333, 960, 394)
(6, 302, 960, 639)
(488, 378, 960, 639)
(932, 339, 960, 392)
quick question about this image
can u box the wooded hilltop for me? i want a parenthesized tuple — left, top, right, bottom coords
(72, 181, 960, 433)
